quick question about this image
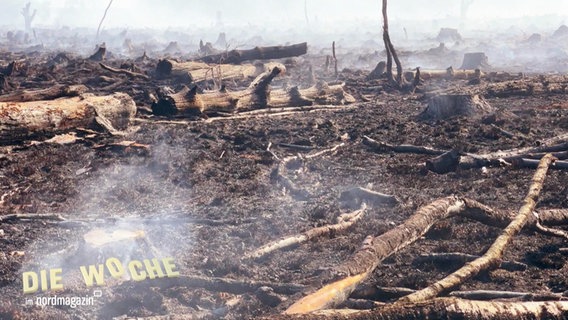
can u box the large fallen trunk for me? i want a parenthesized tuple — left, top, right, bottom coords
(198, 42, 307, 64)
(152, 69, 355, 116)
(0, 84, 88, 102)
(152, 67, 282, 115)
(155, 59, 285, 83)
(0, 92, 136, 144)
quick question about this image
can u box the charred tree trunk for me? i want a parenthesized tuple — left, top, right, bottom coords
(198, 42, 307, 64)
(0, 93, 136, 144)
(382, 0, 404, 89)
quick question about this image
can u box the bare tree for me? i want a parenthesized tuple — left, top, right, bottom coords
(382, 0, 404, 88)
(21, 2, 36, 34)
(96, 0, 114, 41)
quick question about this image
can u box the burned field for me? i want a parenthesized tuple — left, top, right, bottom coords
(1, 19, 568, 320)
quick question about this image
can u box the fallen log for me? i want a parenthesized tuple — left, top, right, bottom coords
(449, 290, 564, 301)
(485, 75, 568, 98)
(414, 252, 527, 272)
(398, 154, 554, 304)
(275, 298, 568, 319)
(283, 188, 566, 314)
(152, 66, 281, 115)
(198, 42, 307, 64)
(152, 69, 355, 116)
(0, 92, 136, 144)
(363, 134, 568, 172)
(409, 68, 482, 80)
(0, 84, 88, 102)
(352, 286, 561, 302)
(155, 58, 284, 83)
(270, 81, 356, 108)
(99, 63, 150, 80)
(245, 204, 366, 260)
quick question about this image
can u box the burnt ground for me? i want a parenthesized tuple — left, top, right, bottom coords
(0, 48, 568, 320)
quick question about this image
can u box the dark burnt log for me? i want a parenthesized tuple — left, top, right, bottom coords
(0, 84, 88, 102)
(1, 60, 24, 76)
(511, 158, 568, 170)
(198, 42, 307, 64)
(0, 92, 136, 144)
(0, 74, 11, 94)
(425, 149, 461, 174)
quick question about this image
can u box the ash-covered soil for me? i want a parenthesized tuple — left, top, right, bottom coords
(0, 45, 567, 320)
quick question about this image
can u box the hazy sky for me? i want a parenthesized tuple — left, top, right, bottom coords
(0, 0, 567, 30)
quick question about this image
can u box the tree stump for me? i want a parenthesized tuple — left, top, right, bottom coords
(460, 52, 490, 70)
(367, 61, 386, 80)
(418, 94, 494, 121)
(215, 32, 227, 48)
(552, 25, 568, 38)
(436, 28, 462, 43)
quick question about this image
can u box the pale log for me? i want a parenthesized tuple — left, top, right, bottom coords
(398, 154, 555, 304)
(155, 59, 284, 83)
(0, 92, 136, 143)
(152, 67, 282, 115)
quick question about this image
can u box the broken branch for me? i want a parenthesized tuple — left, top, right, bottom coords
(397, 154, 555, 304)
(245, 205, 366, 260)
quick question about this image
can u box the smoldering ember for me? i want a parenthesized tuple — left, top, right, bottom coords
(1, 0, 568, 319)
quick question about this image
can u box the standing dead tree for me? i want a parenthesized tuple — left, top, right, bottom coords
(377, 0, 420, 92)
(21, 2, 36, 34)
(96, 0, 114, 41)
(382, 0, 403, 88)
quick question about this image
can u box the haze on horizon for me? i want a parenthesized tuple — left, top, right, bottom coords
(0, 0, 566, 32)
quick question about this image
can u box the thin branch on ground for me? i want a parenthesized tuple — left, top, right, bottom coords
(414, 252, 527, 272)
(245, 204, 366, 260)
